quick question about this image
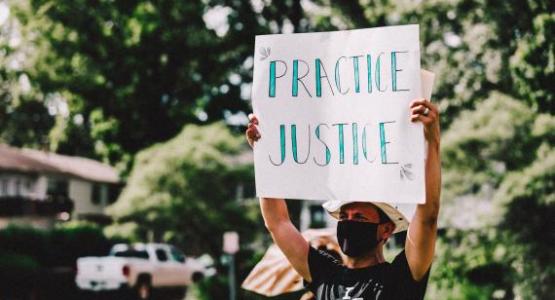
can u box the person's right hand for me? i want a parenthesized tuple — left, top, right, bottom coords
(246, 113, 261, 148)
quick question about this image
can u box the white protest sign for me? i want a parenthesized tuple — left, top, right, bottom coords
(252, 25, 424, 203)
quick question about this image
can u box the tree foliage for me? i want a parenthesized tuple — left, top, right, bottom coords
(0, 0, 553, 298)
(510, 13, 555, 112)
(108, 122, 258, 256)
(0, 1, 55, 148)
(9, 0, 254, 164)
(436, 91, 555, 298)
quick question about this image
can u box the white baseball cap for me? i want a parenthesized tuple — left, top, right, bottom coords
(322, 200, 409, 234)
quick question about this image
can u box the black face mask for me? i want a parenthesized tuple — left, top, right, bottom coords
(337, 220, 382, 257)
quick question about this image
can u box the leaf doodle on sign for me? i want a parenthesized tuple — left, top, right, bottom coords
(400, 163, 414, 181)
(259, 47, 271, 60)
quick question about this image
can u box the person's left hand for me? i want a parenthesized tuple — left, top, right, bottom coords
(410, 99, 440, 145)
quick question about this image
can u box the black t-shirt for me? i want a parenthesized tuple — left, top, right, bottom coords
(305, 247, 430, 300)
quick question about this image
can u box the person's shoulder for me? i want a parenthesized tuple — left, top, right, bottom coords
(377, 250, 408, 276)
(390, 249, 431, 284)
(306, 246, 344, 285)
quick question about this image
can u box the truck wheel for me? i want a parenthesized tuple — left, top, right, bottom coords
(135, 278, 152, 300)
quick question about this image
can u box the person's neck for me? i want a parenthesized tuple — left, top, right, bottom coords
(344, 247, 385, 269)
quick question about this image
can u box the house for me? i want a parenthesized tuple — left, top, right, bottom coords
(0, 144, 121, 228)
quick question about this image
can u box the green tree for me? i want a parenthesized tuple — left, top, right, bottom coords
(11, 0, 254, 164)
(0, 1, 55, 148)
(438, 92, 555, 298)
(492, 145, 555, 298)
(510, 13, 555, 112)
(108, 122, 259, 256)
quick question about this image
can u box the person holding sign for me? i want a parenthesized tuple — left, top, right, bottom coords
(245, 98, 441, 300)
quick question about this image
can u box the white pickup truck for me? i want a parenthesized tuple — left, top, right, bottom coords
(75, 243, 214, 299)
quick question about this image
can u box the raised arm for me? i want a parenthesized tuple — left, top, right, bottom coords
(259, 198, 310, 280)
(246, 114, 311, 281)
(405, 99, 441, 281)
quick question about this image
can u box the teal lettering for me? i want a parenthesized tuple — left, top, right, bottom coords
(333, 123, 347, 164)
(269, 124, 286, 165)
(292, 60, 299, 96)
(314, 124, 331, 166)
(351, 55, 362, 93)
(315, 58, 334, 97)
(391, 51, 409, 92)
(291, 124, 311, 164)
(379, 121, 398, 164)
(269, 60, 287, 97)
(366, 54, 372, 93)
(292, 59, 312, 97)
(362, 123, 376, 162)
(334, 56, 349, 95)
(375, 53, 387, 92)
(352, 123, 359, 164)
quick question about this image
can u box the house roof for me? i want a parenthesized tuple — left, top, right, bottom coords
(0, 144, 119, 184)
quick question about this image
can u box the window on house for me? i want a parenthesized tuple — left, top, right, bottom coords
(15, 179, 21, 196)
(1, 178, 8, 196)
(108, 184, 121, 204)
(25, 179, 34, 192)
(91, 183, 101, 205)
(91, 183, 109, 205)
(47, 178, 69, 197)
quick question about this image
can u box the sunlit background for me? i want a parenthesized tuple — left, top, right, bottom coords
(0, 0, 552, 299)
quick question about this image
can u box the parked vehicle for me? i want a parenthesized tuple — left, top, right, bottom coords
(75, 243, 213, 299)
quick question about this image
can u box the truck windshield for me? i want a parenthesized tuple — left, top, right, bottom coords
(112, 250, 149, 259)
